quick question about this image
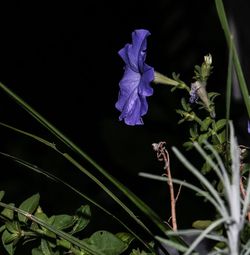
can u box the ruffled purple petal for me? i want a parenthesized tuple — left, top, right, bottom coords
(138, 67, 154, 96)
(115, 67, 151, 125)
(248, 120, 250, 134)
(119, 93, 144, 125)
(130, 29, 150, 72)
(115, 67, 140, 112)
(116, 29, 154, 126)
(118, 29, 151, 73)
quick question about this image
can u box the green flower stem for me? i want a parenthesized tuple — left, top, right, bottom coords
(215, 0, 250, 117)
(154, 71, 179, 86)
(154, 71, 190, 92)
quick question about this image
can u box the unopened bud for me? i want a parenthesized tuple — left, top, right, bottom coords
(204, 54, 212, 66)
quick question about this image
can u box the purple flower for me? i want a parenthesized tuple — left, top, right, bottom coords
(115, 29, 154, 125)
(189, 83, 199, 104)
(248, 120, 250, 134)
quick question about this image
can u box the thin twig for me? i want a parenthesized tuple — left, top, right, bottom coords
(175, 183, 183, 203)
(152, 142, 178, 231)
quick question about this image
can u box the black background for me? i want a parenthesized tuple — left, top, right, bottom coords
(0, 0, 249, 253)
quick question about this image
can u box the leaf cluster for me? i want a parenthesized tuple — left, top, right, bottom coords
(0, 191, 135, 255)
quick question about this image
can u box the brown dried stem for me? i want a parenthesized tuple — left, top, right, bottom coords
(152, 141, 178, 231)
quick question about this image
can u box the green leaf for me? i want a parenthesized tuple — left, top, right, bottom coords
(116, 232, 134, 246)
(192, 220, 212, 230)
(1, 203, 15, 220)
(51, 214, 75, 230)
(216, 130, 226, 144)
(200, 117, 213, 131)
(33, 208, 49, 230)
(0, 191, 5, 201)
(32, 209, 56, 238)
(181, 98, 189, 112)
(170, 86, 177, 92)
(183, 141, 194, 151)
(2, 229, 15, 255)
(215, 119, 226, 132)
(198, 133, 208, 144)
(201, 161, 212, 175)
(0, 225, 5, 233)
(41, 239, 53, 255)
(172, 72, 180, 80)
(208, 92, 220, 102)
(83, 230, 128, 255)
(189, 126, 198, 138)
(71, 205, 91, 234)
(18, 193, 40, 223)
(214, 241, 226, 249)
(2, 231, 17, 244)
(5, 221, 21, 235)
(32, 248, 44, 255)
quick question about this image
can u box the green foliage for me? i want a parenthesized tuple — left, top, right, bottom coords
(0, 194, 134, 255)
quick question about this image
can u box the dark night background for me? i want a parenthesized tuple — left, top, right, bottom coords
(0, 0, 249, 253)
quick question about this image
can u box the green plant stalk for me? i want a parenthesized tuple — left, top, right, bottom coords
(0, 202, 102, 255)
(0, 151, 153, 253)
(225, 34, 233, 171)
(225, 35, 233, 140)
(215, 0, 250, 117)
(0, 83, 182, 239)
